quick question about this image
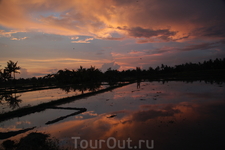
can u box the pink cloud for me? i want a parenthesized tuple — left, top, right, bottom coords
(0, 0, 224, 42)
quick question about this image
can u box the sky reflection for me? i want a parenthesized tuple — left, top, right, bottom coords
(0, 81, 225, 149)
(0, 85, 106, 113)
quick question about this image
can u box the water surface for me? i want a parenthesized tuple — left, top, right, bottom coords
(0, 81, 224, 149)
(0, 84, 107, 114)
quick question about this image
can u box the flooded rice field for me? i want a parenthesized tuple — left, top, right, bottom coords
(0, 81, 225, 149)
(0, 84, 108, 114)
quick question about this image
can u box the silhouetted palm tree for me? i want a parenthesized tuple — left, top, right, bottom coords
(5, 60, 21, 80)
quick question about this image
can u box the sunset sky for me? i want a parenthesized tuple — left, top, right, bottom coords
(1, 0, 225, 78)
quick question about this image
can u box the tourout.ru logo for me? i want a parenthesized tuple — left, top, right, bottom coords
(71, 137, 154, 149)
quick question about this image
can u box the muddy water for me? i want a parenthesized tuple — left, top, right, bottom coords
(0, 81, 225, 149)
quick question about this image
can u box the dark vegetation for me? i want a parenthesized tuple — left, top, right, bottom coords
(1, 132, 67, 150)
(1, 58, 225, 91)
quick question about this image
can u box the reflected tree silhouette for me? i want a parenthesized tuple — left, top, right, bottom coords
(86, 83, 101, 92)
(59, 83, 102, 94)
(7, 93, 22, 109)
(0, 92, 22, 110)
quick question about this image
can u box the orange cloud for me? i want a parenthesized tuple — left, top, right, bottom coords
(11, 37, 28, 41)
(0, 30, 18, 37)
(71, 38, 94, 43)
(1, 0, 224, 43)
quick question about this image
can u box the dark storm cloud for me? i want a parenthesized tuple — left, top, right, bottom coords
(114, 0, 225, 41)
(145, 40, 225, 55)
(192, 24, 225, 38)
(180, 40, 225, 51)
(145, 48, 171, 55)
(180, 43, 217, 51)
(128, 27, 177, 38)
(117, 26, 177, 42)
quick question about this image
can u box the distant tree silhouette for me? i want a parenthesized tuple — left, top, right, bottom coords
(0, 69, 11, 82)
(5, 60, 20, 80)
(1, 58, 224, 88)
(136, 67, 142, 80)
(104, 68, 121, 84)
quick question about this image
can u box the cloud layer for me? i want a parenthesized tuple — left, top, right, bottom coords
(1, 0, 225, 41)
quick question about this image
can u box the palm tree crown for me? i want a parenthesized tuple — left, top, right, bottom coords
(5, 60, 21, 80)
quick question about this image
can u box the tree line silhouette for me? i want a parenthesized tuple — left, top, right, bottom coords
(0, 58, 225, 88)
